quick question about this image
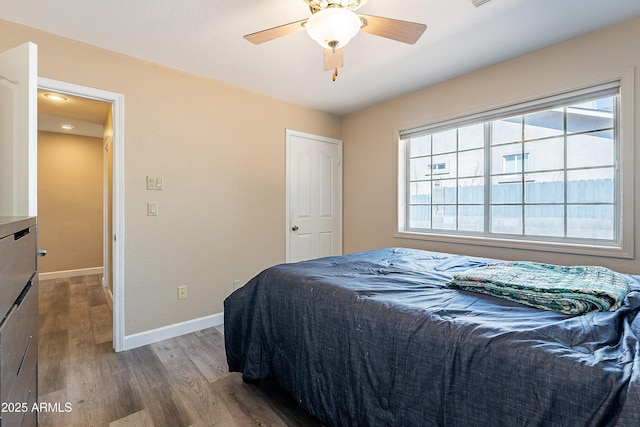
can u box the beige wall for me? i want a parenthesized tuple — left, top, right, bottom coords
(38, 131, 103, 272)
(0, 19, 341, 335)
(342, 16, 640, 274)
(4, 15, 639, 337)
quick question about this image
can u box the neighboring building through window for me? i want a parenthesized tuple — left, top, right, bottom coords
(397, 81, 631, 256)
(431, 162, 449, 175)
(503, 153, 529, 174)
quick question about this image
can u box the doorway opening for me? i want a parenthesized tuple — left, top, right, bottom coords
(38, 77, 125, 352)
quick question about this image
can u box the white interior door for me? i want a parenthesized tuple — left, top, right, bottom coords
(286, 129, 342, 263)
(0, 42, 38, 216)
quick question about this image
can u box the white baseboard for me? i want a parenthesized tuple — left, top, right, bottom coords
(104, 287, 114, 310)
(123, 312, 224, 351)
(39, 267, 104, 281)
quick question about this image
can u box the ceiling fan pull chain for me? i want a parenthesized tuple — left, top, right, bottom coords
(332, 68, 338, 81)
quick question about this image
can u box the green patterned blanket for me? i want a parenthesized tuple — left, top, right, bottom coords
(447, 262, 630, 315)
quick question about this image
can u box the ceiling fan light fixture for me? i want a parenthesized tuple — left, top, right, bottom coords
(305, 7, 361, 49)
(305, 0, 368, 10)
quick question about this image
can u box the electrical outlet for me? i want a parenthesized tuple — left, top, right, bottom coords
(177, 285, 187, 300)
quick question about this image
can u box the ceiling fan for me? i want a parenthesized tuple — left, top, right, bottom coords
(243, 0, 427, 81)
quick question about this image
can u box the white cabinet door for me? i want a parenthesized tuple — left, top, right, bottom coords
(0, 42, 38, 216)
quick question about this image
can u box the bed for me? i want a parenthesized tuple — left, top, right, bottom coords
(224, 248, 640, 426)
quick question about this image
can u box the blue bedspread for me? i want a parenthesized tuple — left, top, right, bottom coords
(224, 248, 640, 426)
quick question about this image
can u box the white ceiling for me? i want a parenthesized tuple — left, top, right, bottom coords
(2, 0, 640, 116)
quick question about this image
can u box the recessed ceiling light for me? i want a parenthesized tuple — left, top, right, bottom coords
(44, 93, 68, 102)
(61, 124, 75, 130)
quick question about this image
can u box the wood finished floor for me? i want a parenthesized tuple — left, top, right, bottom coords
(38, 275, 322, 427)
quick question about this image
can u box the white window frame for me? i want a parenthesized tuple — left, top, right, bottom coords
(396, 70, 635, 259)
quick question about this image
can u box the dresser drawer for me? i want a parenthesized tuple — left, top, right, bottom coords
(0, 225, 36, 318)
(1, 389, 37, 427)
(0, 279, 38, 405)
(2, 334, 37, 427)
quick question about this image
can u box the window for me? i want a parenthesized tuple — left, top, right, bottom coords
(503, 153, 529, 174)
(398, 80, 633, 257)
(431, 162, 449, 175)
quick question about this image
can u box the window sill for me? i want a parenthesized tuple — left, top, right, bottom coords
(394, 230, 633, 260)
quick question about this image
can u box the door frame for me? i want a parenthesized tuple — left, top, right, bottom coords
(102, 135, 112, 298)
(38, 77, 126, 352)
(285, 129, 343, 262)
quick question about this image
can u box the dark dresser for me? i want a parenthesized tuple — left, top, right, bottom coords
(0, 217, 38, 427)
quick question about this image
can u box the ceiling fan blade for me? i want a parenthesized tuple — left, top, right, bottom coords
(323, 48, 344, 71)
(359, 14, 426, 45)
(244, 19, 307, 44)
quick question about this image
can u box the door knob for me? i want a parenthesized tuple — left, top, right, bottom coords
(37, 248, 47, 257)
(291, 225, 299, 231)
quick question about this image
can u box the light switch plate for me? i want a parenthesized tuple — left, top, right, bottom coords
(146, 176, 163, 190)
(147, 202, 158, 216)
